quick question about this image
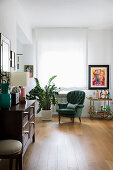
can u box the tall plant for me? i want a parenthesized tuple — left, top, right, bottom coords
(26, 75, 59, 113)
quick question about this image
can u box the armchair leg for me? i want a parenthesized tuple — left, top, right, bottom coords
(79, 117, 81, 123)
(59, 116, 60, 124)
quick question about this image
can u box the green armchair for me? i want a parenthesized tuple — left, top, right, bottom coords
(56, 90, 85, 124)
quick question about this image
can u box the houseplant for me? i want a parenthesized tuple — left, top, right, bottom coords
(26, 75, 59, 120)
(0, 71, 11, 109)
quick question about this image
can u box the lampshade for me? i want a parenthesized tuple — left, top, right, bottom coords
(11, 72, 29, 87)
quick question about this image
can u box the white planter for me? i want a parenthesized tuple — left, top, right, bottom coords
(41, 110, 52, 120)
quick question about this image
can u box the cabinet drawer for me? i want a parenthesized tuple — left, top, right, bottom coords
(23, 133, 29, 147)
(23, 123, 29, 147)
(29, 116, 35, 138)
(23, 114, 28, 127)
(22, 109, 29, 126)
(29, 115, 35, 122)
(29, 104, 35, 118)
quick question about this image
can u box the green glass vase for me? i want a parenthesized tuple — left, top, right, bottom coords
(0, 83, 11, 109)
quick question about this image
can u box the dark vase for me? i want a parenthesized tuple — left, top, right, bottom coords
(0, 83, 11, 109)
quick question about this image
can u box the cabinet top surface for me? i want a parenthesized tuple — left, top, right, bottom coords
(0, 100, 35, 112)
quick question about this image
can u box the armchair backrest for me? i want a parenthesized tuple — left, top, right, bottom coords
(67, 90, 85, 104)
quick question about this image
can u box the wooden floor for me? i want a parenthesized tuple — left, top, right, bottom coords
(23, 116, 113, 170)
(1, 116, 113, 170)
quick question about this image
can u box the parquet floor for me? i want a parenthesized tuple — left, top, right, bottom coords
(1, 116, 113, 170)
(23, 116, 113, 170)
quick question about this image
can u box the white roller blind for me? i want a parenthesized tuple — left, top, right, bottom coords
(37, 28, 87, 89)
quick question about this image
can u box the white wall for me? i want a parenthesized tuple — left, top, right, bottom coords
(85, 29, 113, 117)
(0, 0, 32, 52)
(22, 44, 36, 93)
(0, 0, 16, 51)
(16, 0, 32, 44)
(32, 28, 113, 117)
(88, 30, 113, 65)
(22, 31, 37, 94)
(16, 40, 24, 72)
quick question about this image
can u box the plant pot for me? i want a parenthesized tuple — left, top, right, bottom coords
(41, 110, 52, 120)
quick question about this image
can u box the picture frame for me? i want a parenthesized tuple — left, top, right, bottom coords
(24, 65, 34, 78)
(10, 51, 15, 68)
(88, 65, 109, 90)
(17, 64, 19, 70)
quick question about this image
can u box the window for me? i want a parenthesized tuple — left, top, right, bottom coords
(37, 28, 87, 90)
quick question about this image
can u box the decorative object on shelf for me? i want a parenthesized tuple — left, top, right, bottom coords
(0, 71, 10, 83)
(11, 72, 29, 103)
(108, 90, 111, 99)
(12, 86, 21, 93)
(11, 93, 20, 105)
(105, 90, 108, 99)
(20, 97, 26, 104)
(26, 75, 59, 120)
(11, 86, 20, 105)
(0, 71, 11, 100)
(96, 89, 99, 99)
(100, 89, 102, 99)
(0, 83, 11, 109)
(88, 65, 109, 90)
(100, 105, 103, 111)
(0, 33, 10, 75)
(101, 90, 105, 99)
(106, 105, 111, 112)
(24, 65, 34, 78)
(10, 51, 15, 68)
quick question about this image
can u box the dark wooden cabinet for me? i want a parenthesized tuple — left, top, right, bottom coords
(0, 100, 35, 170)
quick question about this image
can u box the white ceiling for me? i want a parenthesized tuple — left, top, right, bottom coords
(19, 0, 113, 28)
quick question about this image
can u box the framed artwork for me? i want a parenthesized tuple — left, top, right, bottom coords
(24, 65, 34, 78)
(88, 65, 109, 90)
(16, 54, 22, 70)
(10, 51, 15, 68)
(17, 64, 19, 69)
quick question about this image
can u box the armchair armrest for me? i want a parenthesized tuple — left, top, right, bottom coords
(75, 104, 84, 117)
(58, 103, 68, 109)
(77, 104, 84, 108)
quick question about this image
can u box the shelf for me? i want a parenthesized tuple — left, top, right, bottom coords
(87, 97, 112, 101)
(88, 97, 113, 119)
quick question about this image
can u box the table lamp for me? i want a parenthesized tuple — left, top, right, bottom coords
(11, 72, 29, 103)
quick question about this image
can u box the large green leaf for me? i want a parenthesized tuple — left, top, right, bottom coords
(26, 75, 59, 113)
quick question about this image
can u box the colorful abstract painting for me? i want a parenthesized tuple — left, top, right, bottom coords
(89, 65, 109, 89)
